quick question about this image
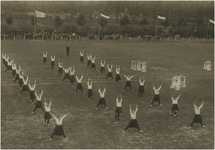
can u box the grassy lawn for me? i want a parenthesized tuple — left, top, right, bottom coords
(1, 39, 214, 149)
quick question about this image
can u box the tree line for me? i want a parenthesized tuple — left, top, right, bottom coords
(1, 1, 214, 21)
(1, 1, 214, 38)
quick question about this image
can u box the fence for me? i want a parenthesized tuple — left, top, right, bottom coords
(1, 33, 214, 42)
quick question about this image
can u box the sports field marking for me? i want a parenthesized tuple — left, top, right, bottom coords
(1, 76, 213, 86)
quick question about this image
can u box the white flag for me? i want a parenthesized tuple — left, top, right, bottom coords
(35, 10, 45, 18)
(101, 13, 110, 19)
(209, 19, 214, 24)
(158, 15, 166, 20)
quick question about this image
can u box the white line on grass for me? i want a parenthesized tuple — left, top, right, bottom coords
(1, 76, 213, 86)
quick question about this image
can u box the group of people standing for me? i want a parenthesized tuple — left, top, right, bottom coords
(2, 45, 206, 142)
(3, 53, 70, 141)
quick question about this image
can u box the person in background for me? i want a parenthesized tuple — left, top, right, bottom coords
(151, 84, 163, 106)
(87, 78, 93, 100)
(115, 94, 122, 121)
(123, 105, 143, 133)
(170, 94, 181, 116)
(49, 112, 69, 141)
(51, 54, 55, 69)
(43, 51, 47, 64)
(137, 76, 145, 97)
(66, 44, 70, 56)
(44, 98, 52, 126)
(189, 101, 205, 128)
(28, 80, 36, 104)
(96, 86, 108, 109)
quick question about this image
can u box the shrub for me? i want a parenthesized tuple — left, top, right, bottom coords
(120, 15, 130, 26)
(5, 16, 14, 25)
(76, 13, 87, 26)
(140, 18, 149, 27)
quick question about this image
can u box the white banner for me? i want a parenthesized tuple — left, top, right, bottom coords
(101, 13, 110, 19)
(158, 15, 166, 20)
(35, 10, 45, 18)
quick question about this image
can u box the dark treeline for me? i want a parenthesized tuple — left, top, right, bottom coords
(1, 1, 214, 20)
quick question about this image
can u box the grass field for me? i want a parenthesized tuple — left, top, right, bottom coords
(1, 39, 214, 149)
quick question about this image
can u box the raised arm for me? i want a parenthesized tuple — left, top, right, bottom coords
(49, 98, 52, 107)
(40, 90, 43, 97)
(50, 113, 57, 120)
(176, 94, 181, 101)
(134, 105, 138, 114)
(98, 87, 101, 93)
(153, 85, 156, 91)
(28, 80, 31, 88)
(80, 74, 83, 81)
(103, 88, 106, 94)
(120, 94, 122, 102)
(129, 104, 132, 114)
(123, 74, 127, 78)
(130, 75, 135, 79)
(10, 60, 14, 64)
(199, 101, 204, 109)
(33, 80, 36, 89)
(61, 113, 69, 120)
(35, 90, 38, 98)
(26, 76, 29, 82)
(158, 84, 163, 91)
(194, 102, 197, 110)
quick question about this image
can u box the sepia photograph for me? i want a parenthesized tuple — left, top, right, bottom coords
(1, 0, 214, 149)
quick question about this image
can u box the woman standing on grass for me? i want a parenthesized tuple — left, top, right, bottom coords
(105, 64, 114, 80)
(18, 72, 24, 88)
(2, 53, 6, 67)
(28, 80, 36, 104)
(32, 89, 44, 113)
(90, 56, 96, 71)
(44, 98, 52, 126)
(5, 59, 14, 73)
(170, 94, 181, 116)
(80, 50, 84, 64)
(96, 86, 108, 109)
(137, 76, 145, 97)
(50, 54, 55, 69)
(18, 75, 29, 95)
(100, 59, 105, 76)
(189, 101, 205, 128)
(75, 74, 84, 94)
(11, 62, 17, 78)
(123, 74, 135, 91)
(69, 66, 76, 86)
(4, 54, 9, 69)
(151, 84, 162, 106)
(87, 53, 92, 68)
(13, 65, 21, 84)
(61, 67, 72, 83)
(43, 51, 47, 64)
(123, 105, 143, 133)
(87, 78, 93, 100)
(115, 94, 122, 121)
(49, 112, 69, 141)
(58, 61, 63, 76)
(115, 65, 121, 84)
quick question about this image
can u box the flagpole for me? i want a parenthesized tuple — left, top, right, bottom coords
(155, 12, 158, 40)
(206, 16, 210, 38)
(98, 10, 101, 40)
(34, 10, 36, 37)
